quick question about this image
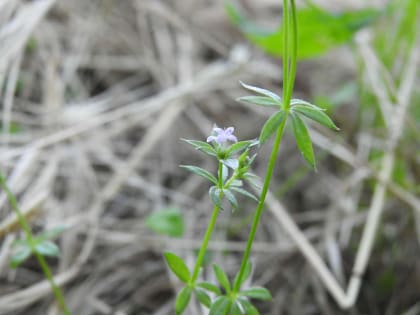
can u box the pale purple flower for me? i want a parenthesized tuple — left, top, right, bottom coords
(207, 126, 238, 145)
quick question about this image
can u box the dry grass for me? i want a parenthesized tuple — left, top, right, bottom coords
(0, 1, 419, 314)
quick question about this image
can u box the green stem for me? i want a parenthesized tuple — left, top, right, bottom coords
(190, 203, 220, 283)
(282, 0, 289, 101)
(233, 116, 288, 292)
(0, 171, 71, 315)
(233, 0, 298, 293)
(190, 162, 224, 283)
(285, 0, 298, 109)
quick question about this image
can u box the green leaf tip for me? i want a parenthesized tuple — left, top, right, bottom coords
(164, 252, 191, 283)
(291, 102, 339, 130)
(175, 286, 192, 314)
(291, 113, 316, 169)
(259, 110, 286, 144)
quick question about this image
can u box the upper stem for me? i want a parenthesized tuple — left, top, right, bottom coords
(233, 0, 298, 292)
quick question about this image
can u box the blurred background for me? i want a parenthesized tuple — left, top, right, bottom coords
(0, 0, 419, 314)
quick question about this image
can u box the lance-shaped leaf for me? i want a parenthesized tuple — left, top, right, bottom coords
(230, 301, 244, 315)
(164, 252, 191, 283)
(230, 186, 258, 202)
(10, 244, 32, 268)
(180, 165, 218, 185)
(175, 286, 192, 315)
(213, 264, 231, 293)
(197, 281, 222, 296)
(225, 140, 258, 156)
(233, 260, 253, 289)
(240, 287, 272, 301)
(195, 289, 211, 308)
(34, 240, 60, 257)
(292, 104, 339, 130)
(209, 186, 224, 210)
(181, 139, 217, 156)
(209, 296, 231, 315)
(239, 81, 281, 101)
(37, 225, 67, 241)
(291, 114, 316, 169)
(237, 95, 281, 107)
(224, 189, 238, 210)
(221, 158, 239, 170)
(259, 110, 286, 144)
(237, 298, 260, 315)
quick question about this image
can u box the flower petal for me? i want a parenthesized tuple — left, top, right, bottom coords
(213, 128, 224, 134)
(207, 136, 216, 143)
(225, 127, 234, 134)
(227, 135, 238, 142)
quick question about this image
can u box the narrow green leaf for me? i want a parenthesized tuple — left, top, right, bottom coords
(240, 287, 272, 301)
(181, 139, 217, 156)
(222, 158, 239, 170)
(180, 165, 218, 185)
(175, 286, 192, 315)
(164, 252, 191, 283)
(37, 225, 66, 241)
(233, 260, 253, 289)
(237, 96, 281, 107)
(291, 114, 316, 169)
(222, 164, 229, 182)
(226, 140, 258, 156)
(230, 187, 258, 202)
(10, 245, 32, 268)
(197, 281, 222, 296)
(209, 296, 231, 315)
(230, 301, 244, 315)
(239, 81, 281, 101)
(290, 98, 325, 110)
(145, 208, 184, 237)
(230, 179, 243, 187)
(224, 189, 238, 210)
(243, 173, 262, 190)
(292, 104, 339, 130)
(237, 298, 260, 315)
(34, 240, 60, 257)
(209, 186, 224, 210)
(259, 110, 285, 144)
(213, 264, 231, 293)
(195, 289, 211, 308)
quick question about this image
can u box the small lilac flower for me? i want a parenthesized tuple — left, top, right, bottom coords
(207, 126, 238, 145)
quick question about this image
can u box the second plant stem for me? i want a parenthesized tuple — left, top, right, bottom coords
(233, 0, 297, 292)
(0, 171, 71, 315)
(232, 115, 288, 292)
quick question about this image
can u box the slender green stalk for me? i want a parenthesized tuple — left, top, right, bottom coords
(0, 171, 71, 315)
(233, 0, 298, 292)
(282, 0, 290, 99)
(285, 0, 298, 108)
(190, 162, 224, 283)
(233, 116, 288, 292)
(190, 203, 220, 283)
